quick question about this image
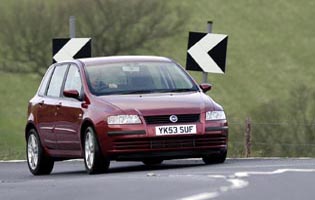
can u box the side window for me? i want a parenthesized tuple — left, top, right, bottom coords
(64, 64, 82, 96)
(47, 64, 68, 97)
(38, 66, 54, 96)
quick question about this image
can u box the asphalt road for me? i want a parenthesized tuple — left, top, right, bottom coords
(1, 158, 315, 200)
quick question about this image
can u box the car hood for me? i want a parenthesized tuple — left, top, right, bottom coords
(97, 92, 215, 116)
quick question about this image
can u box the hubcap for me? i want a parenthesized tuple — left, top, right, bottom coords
(27, 134, 39, 170)
(85, 131, 95, 169)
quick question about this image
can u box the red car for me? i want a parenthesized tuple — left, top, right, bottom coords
(25, 56, 228, 175)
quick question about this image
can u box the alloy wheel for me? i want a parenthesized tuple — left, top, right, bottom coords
(85, 131, 95, 170)
(27, 134, 39, 170)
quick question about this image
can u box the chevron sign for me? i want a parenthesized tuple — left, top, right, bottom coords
(52, 38, 91, 63)
(186, 32, 228, 74)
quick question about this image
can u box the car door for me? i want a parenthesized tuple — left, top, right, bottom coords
(36, 66, 55, 149)
(55, 64, 83, 151)
(37, 64, 68, 149)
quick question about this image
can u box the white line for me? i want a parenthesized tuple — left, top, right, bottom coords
(0, 160, 26, 163)
(180, 192, 219, 200)
(63, 159, 83, 162)
(174, 157, 312, 161)
(235, 168, 315, 178)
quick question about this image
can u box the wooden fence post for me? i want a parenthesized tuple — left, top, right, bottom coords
(245, 117, 251, 157)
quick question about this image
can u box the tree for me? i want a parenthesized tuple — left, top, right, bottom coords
(0, 0, 188, 76)
(0, 0, 68, 75)
(72, 0, 187, 56)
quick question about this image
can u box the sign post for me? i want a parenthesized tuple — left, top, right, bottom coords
(202, 21, 213, 83)
(69, 16, 76, 38)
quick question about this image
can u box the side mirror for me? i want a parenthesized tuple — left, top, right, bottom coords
(63, 90, 80, 99)
(199, 83, 212, 93)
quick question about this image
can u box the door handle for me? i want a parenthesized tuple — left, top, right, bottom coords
(39, 100, 44, 106)
(56, 102, 62, 108)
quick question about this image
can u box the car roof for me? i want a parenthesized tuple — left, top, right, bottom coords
(78, 55, 173, 66)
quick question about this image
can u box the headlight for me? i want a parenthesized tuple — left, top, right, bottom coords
(206, 111, 226, 121)
(107, 115, 141, 125)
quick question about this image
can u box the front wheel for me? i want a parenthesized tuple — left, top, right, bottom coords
(26, 129, 54, 175)
(142, 159, 163, 166)
(202, 151, 227, 165)
(84, 127, 110, 174)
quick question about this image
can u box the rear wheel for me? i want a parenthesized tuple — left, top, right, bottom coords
(142, 159, 163, 166)
(202, 151, 227, 165)
(84, 127, 110, 174)
(26, 129, 54, 175)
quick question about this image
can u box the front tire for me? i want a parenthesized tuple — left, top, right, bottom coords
(84, 127, 110, 174)
(26, 129, 54, 175)
(202, 151, 227, 165)
(142, 159, 163, 166)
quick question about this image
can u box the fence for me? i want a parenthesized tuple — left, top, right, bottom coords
(228, 118, 315, 158)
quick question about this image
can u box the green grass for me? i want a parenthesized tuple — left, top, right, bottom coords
(1, 0, 315, 159)
(0, 72, 40, 159)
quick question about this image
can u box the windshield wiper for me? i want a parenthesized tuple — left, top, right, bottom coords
(162, 88, 198, 93)
(99, 88, 197, 95)
(121, 90, 155, 94)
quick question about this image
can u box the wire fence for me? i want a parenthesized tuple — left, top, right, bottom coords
(228, 119, 315, 157)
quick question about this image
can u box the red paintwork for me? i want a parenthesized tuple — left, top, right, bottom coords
(26, 56, 228, 160)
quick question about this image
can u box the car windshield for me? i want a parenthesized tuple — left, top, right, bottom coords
(85, 61, 198, 96)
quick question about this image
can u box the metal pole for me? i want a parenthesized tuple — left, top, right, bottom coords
(202, 21, 213, 83)
(69, 16, 76, 38)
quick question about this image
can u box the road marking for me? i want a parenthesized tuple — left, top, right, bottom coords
(180, 168, 315, 200)
(180, 192, 219, 200)
(235, 168, 315, 177)
(0, 160, 26, 163)
(226, 178, 248, 189)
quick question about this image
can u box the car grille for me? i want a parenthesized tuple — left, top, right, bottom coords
(113, 135, 226, 151)
(144, 114, 200, 124)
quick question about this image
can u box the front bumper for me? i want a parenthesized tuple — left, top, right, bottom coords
(111, 148, 227, 161)
(96, 119, 228, 160)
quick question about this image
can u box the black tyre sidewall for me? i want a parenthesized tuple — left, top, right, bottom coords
(202, 150, 227, 165)
(143, 159, 163, 166)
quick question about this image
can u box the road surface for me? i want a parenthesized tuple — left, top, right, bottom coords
(0, 158, 315, 200)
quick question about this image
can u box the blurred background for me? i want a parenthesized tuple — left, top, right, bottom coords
(0, 0, 315, 159)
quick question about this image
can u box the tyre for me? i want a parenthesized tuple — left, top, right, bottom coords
(26, 129, 54, 175)
(84, 127, 110, 174)
(202, 151, 227, 165)
(142, 159, 163, 166)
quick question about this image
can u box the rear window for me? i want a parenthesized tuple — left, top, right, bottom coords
(46, 64, 68, 97)
(38, 66, 53, 96)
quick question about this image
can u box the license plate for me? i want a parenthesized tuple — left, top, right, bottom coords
(155, 125, 197, 136)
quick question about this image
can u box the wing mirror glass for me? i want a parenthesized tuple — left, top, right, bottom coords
(63, 90, 80, 99)
(199, 83, 212, 93)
